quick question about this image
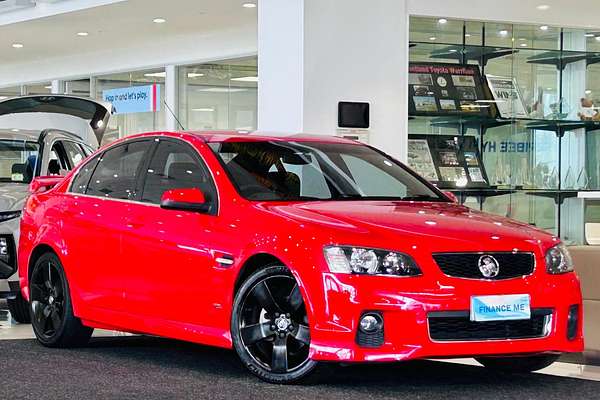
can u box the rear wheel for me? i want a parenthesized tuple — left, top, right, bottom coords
(476, 354, 560, 373)
(231, 265, 319, 384)
(29, 252, 93, 348)
(7, 291, 30, 324)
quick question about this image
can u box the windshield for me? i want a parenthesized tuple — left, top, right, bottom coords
(0, 140, 39, 184)
(209, 140, 446, 202)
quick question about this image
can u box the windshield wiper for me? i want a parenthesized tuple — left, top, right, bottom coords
(398, 195, 443, 202)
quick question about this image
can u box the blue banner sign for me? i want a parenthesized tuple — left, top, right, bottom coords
(470, 294, 531, 322)
(102, 84, 160, 115)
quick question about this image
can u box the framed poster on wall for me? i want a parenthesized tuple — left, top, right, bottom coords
(408, 134, 490, 189)
(485, 75, 529, 118)
(408, 62, 492, 117)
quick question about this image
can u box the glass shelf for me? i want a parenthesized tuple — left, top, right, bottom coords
(409, 15, 600, 243)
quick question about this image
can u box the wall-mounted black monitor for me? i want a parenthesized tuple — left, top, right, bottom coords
(338, 102, 370, 129)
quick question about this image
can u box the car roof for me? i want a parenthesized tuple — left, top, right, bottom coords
(122, 130, 361, 145)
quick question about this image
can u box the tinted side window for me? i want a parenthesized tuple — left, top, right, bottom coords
(70, 155, 101, 194)
(48, 142, 70, 175)
(62, 141, 86, 168)
(87, 141, 151, 200)
(141, 140, 217, 209)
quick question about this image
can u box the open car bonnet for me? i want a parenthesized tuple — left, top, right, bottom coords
(0, 95, 113, 145)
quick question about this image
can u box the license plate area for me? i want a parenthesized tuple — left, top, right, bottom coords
(470, 294, 531, 322)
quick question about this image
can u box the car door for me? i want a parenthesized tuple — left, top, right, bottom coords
(120, 137, 219, 326)
(60, 139, 154, 315)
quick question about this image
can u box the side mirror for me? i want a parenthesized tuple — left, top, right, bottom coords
(443, 191, 459, 203)
(160, 188, 211, 213)
(29, 176, 64, 194)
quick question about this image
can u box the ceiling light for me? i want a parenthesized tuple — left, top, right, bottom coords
(11, 43, 23, 48)
(499, 30, 509, 36)
(11, 129, 19, 132)
(438, 18, 447, 24)
(536, 4, 550, 10)
(464, 33, 471, 37)
(429, 36, 436, 41)
(242, 2, 257, 8)
(540, 25, 549, 31)
(198, 88, 248, 93)
(44, 85, 52, 89)
(586, 90, 592, 94)
(187, 73, 205, 78)
(585, 33, 595, 37)
(76, 32, 89, 36)
(546, 87, 553, 90)
(144, 72, 166, 78)
(153, 18, 166, 24)
(231, 76, 258, 82)
(192, 108, 215, 112)
(520, 43, 528, 47)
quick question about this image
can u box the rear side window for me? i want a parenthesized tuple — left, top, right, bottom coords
(70, 155, 101, 194)
(86, 141, 151, 200)
(140, 140, 217, 210)
(62, 141, 87, 169)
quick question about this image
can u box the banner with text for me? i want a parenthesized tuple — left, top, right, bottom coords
(102, 84, 160, 115)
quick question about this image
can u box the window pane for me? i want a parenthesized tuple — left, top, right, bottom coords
(62, 141, 86, 169)
(0, 140, 39, 183)
(210, 141, 442, 202)
(71, 155, 101, 194)
(141, 140, 216, 206)
(87, 141, 151, 199)
(178, 57, 257, 131)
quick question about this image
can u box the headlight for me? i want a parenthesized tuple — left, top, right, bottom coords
(545, 243, 574, 274)
(0, 210, 21, 223)
(323, 246, 422, 277)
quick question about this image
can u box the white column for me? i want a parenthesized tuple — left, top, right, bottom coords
(258, 0, 409, 161)
(51, 79, 65, 94)
(165, 64, 180, 131)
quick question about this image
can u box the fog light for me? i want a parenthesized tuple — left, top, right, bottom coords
(359, 313, 383, 333)
(567, 305, 579, 341)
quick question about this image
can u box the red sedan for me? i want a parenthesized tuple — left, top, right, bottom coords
(18, 131, 583, 383)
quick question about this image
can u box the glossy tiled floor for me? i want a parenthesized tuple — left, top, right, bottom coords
(1, 300, 599, 383)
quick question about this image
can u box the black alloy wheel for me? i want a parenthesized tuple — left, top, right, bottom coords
(29, 253, 93, 347)
(232, 266, 319, 383)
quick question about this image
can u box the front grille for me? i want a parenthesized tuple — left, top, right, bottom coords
(428, 309, 552, 341)
(432, 252, 534, 280)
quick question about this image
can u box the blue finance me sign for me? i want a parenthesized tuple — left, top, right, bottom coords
(102, 84, 160, 115)
(470, 294, 531, 322)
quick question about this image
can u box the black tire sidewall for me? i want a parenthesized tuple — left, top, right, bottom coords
(231, 265, 319, 384)
(30, 252, 89, 347)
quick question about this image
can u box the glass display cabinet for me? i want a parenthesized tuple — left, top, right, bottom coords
(408, 17, 600, 244)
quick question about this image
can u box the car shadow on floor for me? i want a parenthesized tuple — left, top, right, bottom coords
(80, 336, 596, 390)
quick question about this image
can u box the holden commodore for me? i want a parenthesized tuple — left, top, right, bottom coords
(18, 131, 583, 383)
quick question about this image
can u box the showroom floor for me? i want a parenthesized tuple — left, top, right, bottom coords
(1, 300, 599, 399)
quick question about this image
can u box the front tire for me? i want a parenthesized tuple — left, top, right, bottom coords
(476, 354, 560, 373)
(231, 265, 319, 384)
(7, 291, 30, 324)
(29, 252, 93, 348)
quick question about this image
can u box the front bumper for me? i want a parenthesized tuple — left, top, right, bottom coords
(307, 272, 584, 362)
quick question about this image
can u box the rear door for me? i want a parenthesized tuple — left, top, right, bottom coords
(61, 139, 154, 315)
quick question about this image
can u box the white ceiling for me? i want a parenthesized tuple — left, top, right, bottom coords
(0, 0, 257, 64)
